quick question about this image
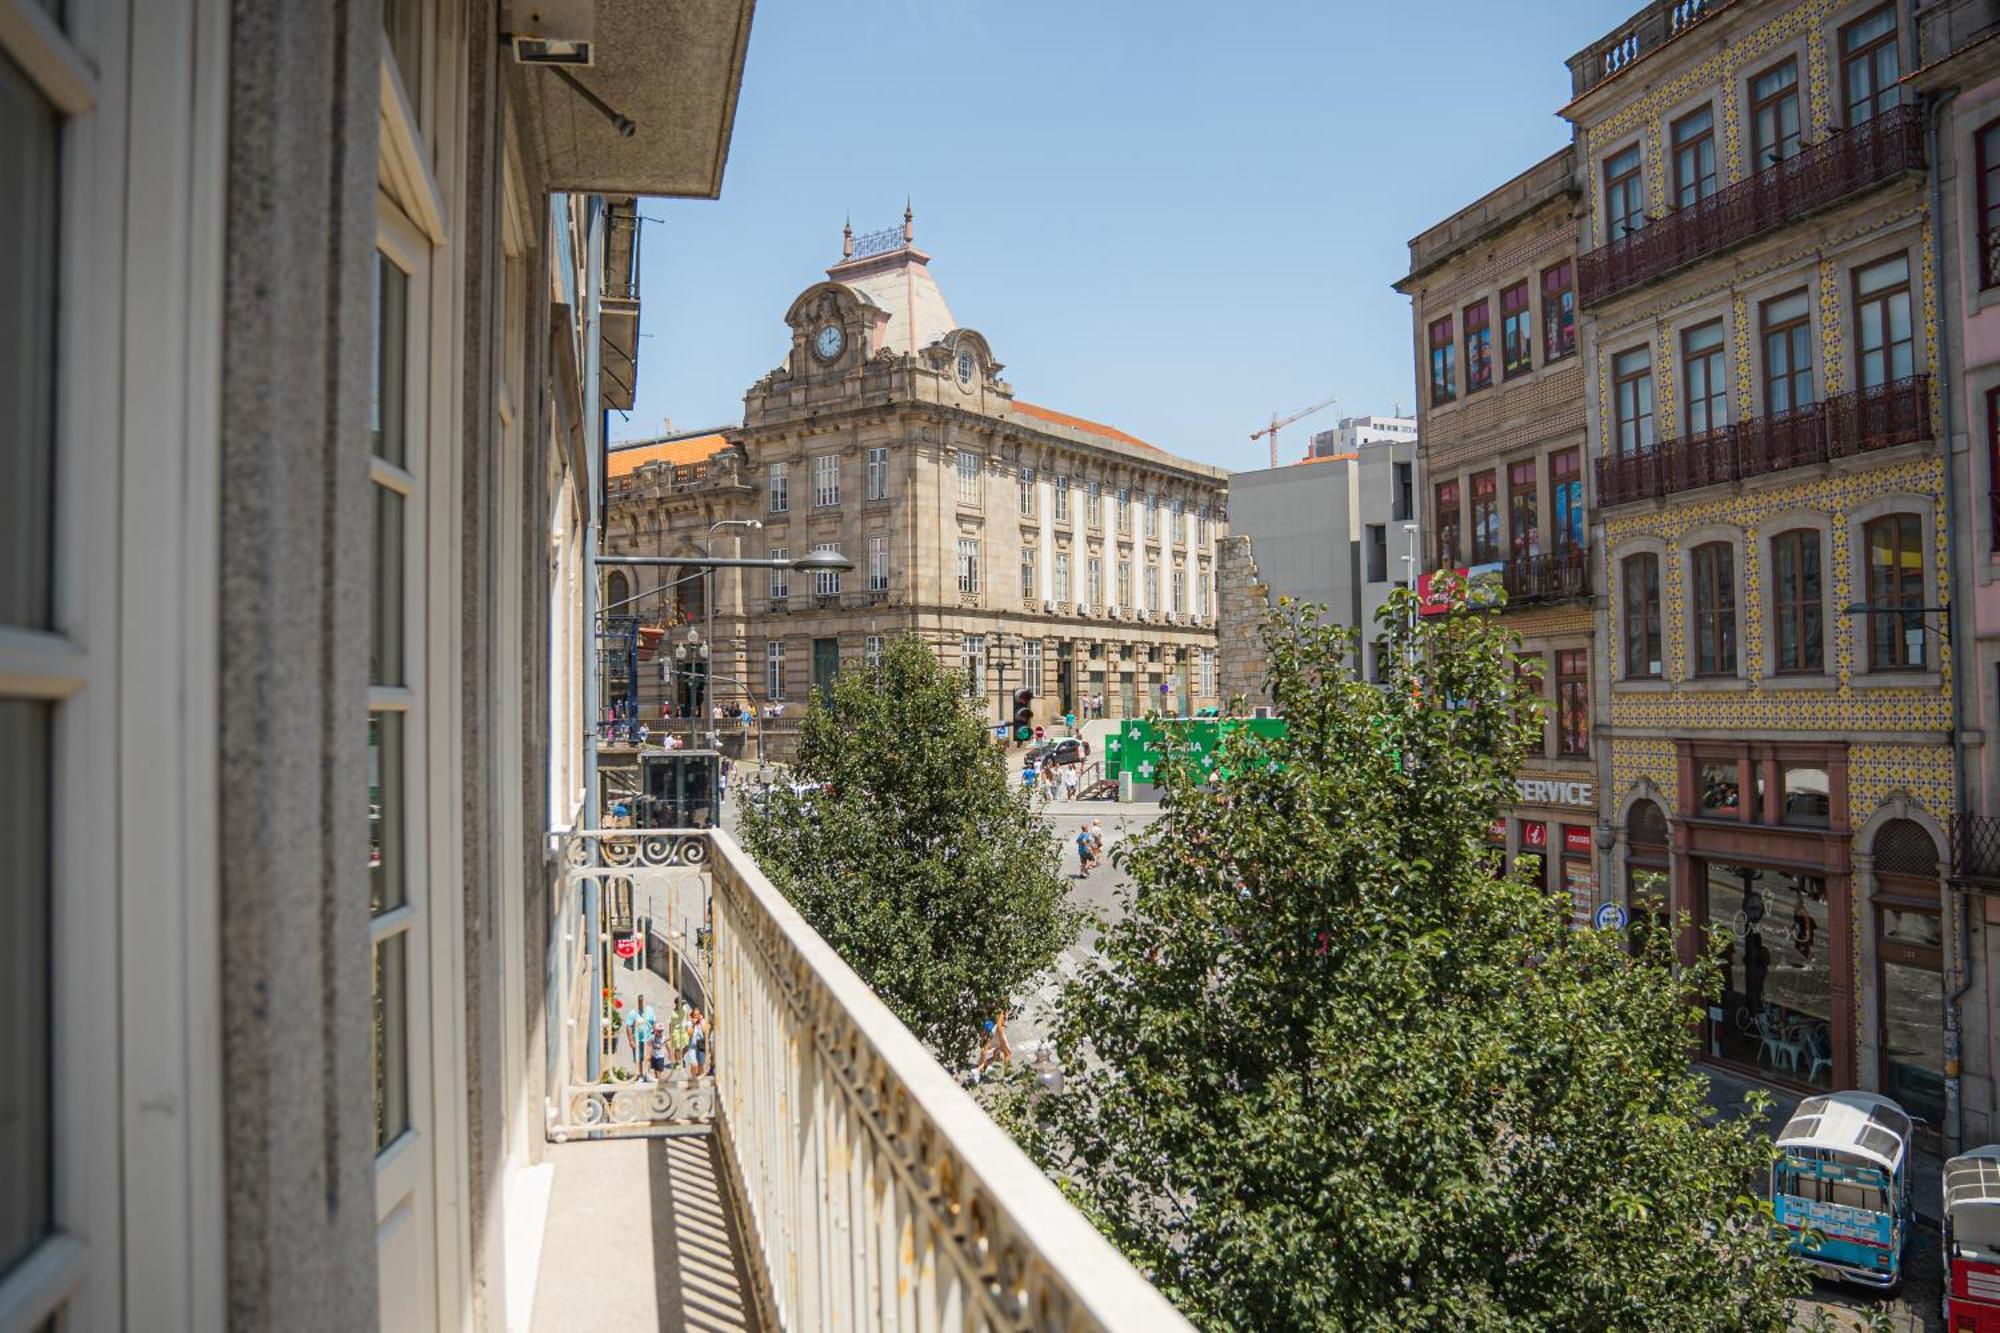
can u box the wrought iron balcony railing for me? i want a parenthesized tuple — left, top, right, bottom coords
(1503, 547, 1592, 605)
(1951, 813, 2000, 887)
(1594, 376, 1931, 507)
(1567, 0, 1732, 99)
(1579, 105, 1924, 307)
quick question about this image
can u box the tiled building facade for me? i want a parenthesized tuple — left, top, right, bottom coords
(604, 221, 1230, 746)
(1403, 0, 1999, 1151)
(1398, 148, 1602, 921)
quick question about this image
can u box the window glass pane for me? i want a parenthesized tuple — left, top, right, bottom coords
(372, 256, 409, 467)
(1700, 761, 1741, 813)
(373, 933, 410, 1151)
(1782, 765, 1830, 827)
(382, 0, 422, 106)
(1, 52, 61, 630)
(372, 487, 405, 686)
(0, 701, 53, 1276)
(368, 713, 407, 915)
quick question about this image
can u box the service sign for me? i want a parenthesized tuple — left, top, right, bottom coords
(1515, 777, 1596, 809)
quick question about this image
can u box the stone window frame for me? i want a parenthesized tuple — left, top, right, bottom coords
(1610, 534, 1672, 689)
(1683, 522, 1749, 687)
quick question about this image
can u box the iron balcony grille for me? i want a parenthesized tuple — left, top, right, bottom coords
(1503, 547, 1592, 605)
(1594, 376, 1930, 507)
(1579, 104, 1924, 308)
(1951, 813, 2000, 886)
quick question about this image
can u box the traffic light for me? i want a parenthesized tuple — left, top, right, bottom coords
(1012, 687, 1034, 743)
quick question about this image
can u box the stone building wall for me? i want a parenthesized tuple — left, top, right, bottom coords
(1214, 534, 1274, 713)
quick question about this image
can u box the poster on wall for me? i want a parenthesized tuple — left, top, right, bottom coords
(1564, 858, 1596, 928)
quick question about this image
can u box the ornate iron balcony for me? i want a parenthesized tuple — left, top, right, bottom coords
(1503, 547, 1592, 605)
(1595, 376, 1931, 507)
(1579, 105, 1924, 308)
(1951, 813, 2000, 887)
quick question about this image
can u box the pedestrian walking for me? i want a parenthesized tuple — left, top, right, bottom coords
(976, 1008, 1013, 1076)
(1089, 820, 1105, 865)
(628, 995, 656, 1079)
(1022, 759, 1037, 795)
(688, 1008, 710, 1076)
(1075, 824, 1095, 877)
(1062, 764, 1079, 801)
(648, 1026, 669, 1079)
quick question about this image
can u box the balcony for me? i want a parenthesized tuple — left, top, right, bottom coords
(1593, 376, 1931, 507)
(1579, 105, 1924, 308)
(1503, 547, 1592, 606)
(1567, 0, 1733, 100)
(538, 830, 1190, 1330)
(1951, 814, 2000, 887)
(601, 199, 643, 410)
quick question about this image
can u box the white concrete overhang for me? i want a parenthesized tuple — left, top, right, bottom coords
(512, 0, 756, 199)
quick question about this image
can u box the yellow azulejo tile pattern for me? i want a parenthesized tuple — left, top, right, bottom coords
(1580, 0, 1835, 245)
(1848, 743, 1954, 829)
(1602, 454, 1951, 733)
(1611, 737, 1677, 809)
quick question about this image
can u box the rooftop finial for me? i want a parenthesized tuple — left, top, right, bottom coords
(842, 216, 853, 258)
(903, 197, 913, 243)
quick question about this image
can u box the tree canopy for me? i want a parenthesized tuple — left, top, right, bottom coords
(738, 633, 1084, 1059)
(1013, 589, 1805, 1331)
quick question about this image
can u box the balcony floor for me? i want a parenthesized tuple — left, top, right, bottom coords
(531, 1132, 764, 1332)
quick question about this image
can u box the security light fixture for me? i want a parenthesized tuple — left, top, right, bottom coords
(506, 0, 596, 64)
(790, 549, 855, 574)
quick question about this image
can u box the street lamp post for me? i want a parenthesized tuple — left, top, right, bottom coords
(595, 548, 853, 828)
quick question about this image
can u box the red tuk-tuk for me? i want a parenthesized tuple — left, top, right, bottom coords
(1946, 1145, 2000, 1330)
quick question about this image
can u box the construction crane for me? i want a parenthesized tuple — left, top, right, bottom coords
(1251, 393, 1339, 468)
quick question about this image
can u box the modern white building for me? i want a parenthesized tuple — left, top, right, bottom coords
(1306, 413, 1418, 459)
(1230, 429, 1421, 682)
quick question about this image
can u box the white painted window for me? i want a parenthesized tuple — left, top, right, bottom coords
(1117, 558, 1132, 606)
(1117, 487, 1131, 533)
(1200, 648, 1216, 696)
(1021, 549, 1036, 599)
(1146, 492, 1160, 538)
(768, 460, 788, 513)
(1055, 476, 1070, 521)
(958, 449, 980, 502)
(1171, 496, 1184, 543)
(962, 635, 987, 698)
(1088, 478, 1102, 527)
(958, 537, 981, 594)
(1145, 561, 1160, 608)
(1088, 557, 1104, 606)
(865, 635, 884, 670)
(768, 547, 789, 601)
(1199, 506, 1211, 546)
(767, 641, 787, 699)
(866, 446, 888, 500)
(812, 542, 841, 597)
(1019, 465, 1036, 517)
(1025, 638, 1044, 691)
(867, 535, 888, 592)
(1172, 568, 1186, 613)
(812, 453, 839, 507)
(1054, 553, 1071, 601)
(1194, 563, 1208, 616)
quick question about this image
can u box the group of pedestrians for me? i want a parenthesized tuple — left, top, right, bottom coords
(1073, 820, 1105, 877)
(1024, 758, 1086, 801)
(621, 993, 710, 1081)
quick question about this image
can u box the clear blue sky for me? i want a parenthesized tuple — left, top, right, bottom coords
(619, 0, 1636, 472)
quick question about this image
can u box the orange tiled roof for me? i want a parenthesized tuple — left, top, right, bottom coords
(1011, 400, 1161, 454)
(607, 432, 730, 479)
(1297, 451, 1358, 466)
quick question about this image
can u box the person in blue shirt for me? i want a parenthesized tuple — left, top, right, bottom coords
(1022, 760, 1038, 793)
(628, 995, 656, 1080)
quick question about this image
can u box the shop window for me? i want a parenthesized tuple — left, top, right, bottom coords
(1699, 760, 1741, 815)
(1780, 764, 1830, 827)
(1872, 819, 1942, 1124)
(1705, 865, 1832, 1087)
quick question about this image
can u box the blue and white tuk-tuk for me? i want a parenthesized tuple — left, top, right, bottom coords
(1771, 1091, 1914, 1291)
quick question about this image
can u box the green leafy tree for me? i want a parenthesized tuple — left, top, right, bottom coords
(739, 634, 1084, 1059)
(1015, 587, 1805, 1331)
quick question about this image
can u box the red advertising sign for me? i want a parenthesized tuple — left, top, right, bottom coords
(612, 935, 639, 960)
(1488, 818, 1509, 845)
(1520, 820, 1548, 850)
(1416, 565, 1506, 617)
(1563, 825, 1593, 856)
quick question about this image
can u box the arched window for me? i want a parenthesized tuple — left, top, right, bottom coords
(606, 570, 631, 612)
(1690, 542, 1736, 676)
(1625, 799, 1671, 956)
(1621, 553, 1661, 678)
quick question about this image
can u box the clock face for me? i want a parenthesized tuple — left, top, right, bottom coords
(956, 351, 977, 388)
(814, 324, 844, 360)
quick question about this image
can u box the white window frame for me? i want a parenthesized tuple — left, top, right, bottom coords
(1055, 476, 1070, 521)
(1088, 556, 1104, 606)
(1088, 478, 1103, 527)
(768, 460, 789, 513)
(768, 547, 789, 601)
(958, 537, 981, 594)
(958, 450, 981, 503)
(865, 635, 884, 670)
(767, 641, 787, 699)
(812, 453, 840, 508)
(1021, 548, 1037, 599)
(866, 446, 888, 500)
(1025, 638, 1044, 691)
(1172, 568, 1186, 613)
(867, 535, 889, 592)
(962, 634, 987, 698)
(1117, 558, 1132, 607)
(1019, 465, 1036, 517)
(812, 542, 842, 597)
(1054, 553, 1071, 601)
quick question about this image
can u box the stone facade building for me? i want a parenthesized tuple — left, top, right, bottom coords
(1568, 0, 1967, 1138)
(605, 218, 1231, 747)
(1397, 146, 1601, 920)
